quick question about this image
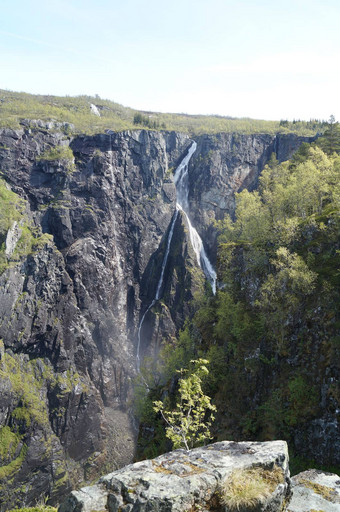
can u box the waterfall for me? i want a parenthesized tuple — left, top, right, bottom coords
(136, 141, 216, 370)
(174, 142, 216, 294)
(136, 209, 179, 371)
(136, 300, 155, 372)
(155, 209, 179, 300)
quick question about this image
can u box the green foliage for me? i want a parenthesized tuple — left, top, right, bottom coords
(257, 247, 316, 348)
(153, 358, 216, 450)
(0, 179, 23, 237)
(150, 140, 339, 464)
(159, 326, 197, 380)
(0, 178, 54, 274)
(133, 113, 162, 130)
(0, 89, 326, 136)
(316, 116, 340, 155)
(0, 352, 50, 427)
(131, 357, 162, 424)
(0, 427, 22, 462)
(37, 145, 75, 172)
(289, 451, 340, 476)
(0, 444, 28, 480)
(37, 145, 74, 162)
(287, 376, 319, 426)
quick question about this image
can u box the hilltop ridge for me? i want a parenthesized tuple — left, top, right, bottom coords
(0, 89, 327, 136)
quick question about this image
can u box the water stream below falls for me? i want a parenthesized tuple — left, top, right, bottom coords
(136, 142, 216, 370)
(136, 209, 179, 371)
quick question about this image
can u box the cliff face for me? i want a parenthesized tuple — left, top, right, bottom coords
(188, 133, 315, 259)
(0, 125, 313, 508)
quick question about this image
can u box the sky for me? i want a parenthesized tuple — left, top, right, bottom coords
(1, 0, 340, 121)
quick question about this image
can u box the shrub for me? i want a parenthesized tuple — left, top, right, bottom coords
(153, 358, 216, 450)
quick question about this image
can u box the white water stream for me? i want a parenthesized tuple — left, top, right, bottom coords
(136, 209, 179, 371)
(136, 142, 216, 370)
(174, 142, 216, 294)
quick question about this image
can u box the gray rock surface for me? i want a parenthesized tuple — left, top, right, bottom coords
(5, 221, 22, 257)
(0, 125, 315, 507)
(188, 133, 314, 260)
(59, 440, 290, 512)
(288, 469, 340, 512)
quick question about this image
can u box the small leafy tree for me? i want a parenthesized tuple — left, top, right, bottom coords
(153, 358, 216, 450)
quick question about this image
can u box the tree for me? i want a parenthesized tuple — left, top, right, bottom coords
(153, 359, 216, 450)
(316, 115, 340, 154)
(256, 247, 316, 349)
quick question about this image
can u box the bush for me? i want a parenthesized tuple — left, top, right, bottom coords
(153, 358, 216, 450)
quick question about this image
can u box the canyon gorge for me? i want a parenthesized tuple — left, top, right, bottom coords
(1, 123, 337, 509)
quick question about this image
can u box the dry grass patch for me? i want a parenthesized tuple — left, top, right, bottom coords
(220, 466, 284, 511)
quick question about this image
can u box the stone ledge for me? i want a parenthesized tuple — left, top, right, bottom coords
(288, 469, 340, 512)
(58, 440, 290, 512)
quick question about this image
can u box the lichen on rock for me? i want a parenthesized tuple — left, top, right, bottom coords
(58, 440, 291, 512)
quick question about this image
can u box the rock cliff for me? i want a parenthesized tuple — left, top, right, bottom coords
(0, 124, 313, 508)
(188, 133, 315, 260)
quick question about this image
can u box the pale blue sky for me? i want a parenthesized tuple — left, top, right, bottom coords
(1, 0, 339, 120)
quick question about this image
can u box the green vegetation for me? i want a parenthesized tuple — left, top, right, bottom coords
(0, 352, 83, 500)
(0, 352, 50, 427)
(0, 427, 22, 463)
(37, 145, 74, 162)
(133, 112, 166, 130)
(138, 130, 340, 470)
(153, 358, 216, 450)
(36, 145, 75, 172)
(220, 466, 284, 511)
(0, 178, 53, 274)
(212, 141, 339, 447)
(0, 444, 28, 480)
(0, 423, 27, 481)
(0, 351, 85, 430)
(0, 89, 327, 136)
(0, 178, 23, 237)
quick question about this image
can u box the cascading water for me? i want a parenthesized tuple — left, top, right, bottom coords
(136, 141, 216, 370)
(136, 209, 179, 371)
(174, 142, 216, 294)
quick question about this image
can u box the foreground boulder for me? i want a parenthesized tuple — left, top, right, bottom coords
(58, 440, 290, 512)
(288, 469, 340, 512)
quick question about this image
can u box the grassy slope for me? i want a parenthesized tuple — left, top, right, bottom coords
(0, 89, 327, 136)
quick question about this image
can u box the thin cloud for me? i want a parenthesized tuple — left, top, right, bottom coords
(0, 30, 118, 66)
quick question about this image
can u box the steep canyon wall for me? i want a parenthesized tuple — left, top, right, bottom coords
(0, 125, 313, 508)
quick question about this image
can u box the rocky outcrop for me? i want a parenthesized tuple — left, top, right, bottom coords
(0, 124, 314, 508)
(288, 470, 340, 512)
(59, 440, 290, 512)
